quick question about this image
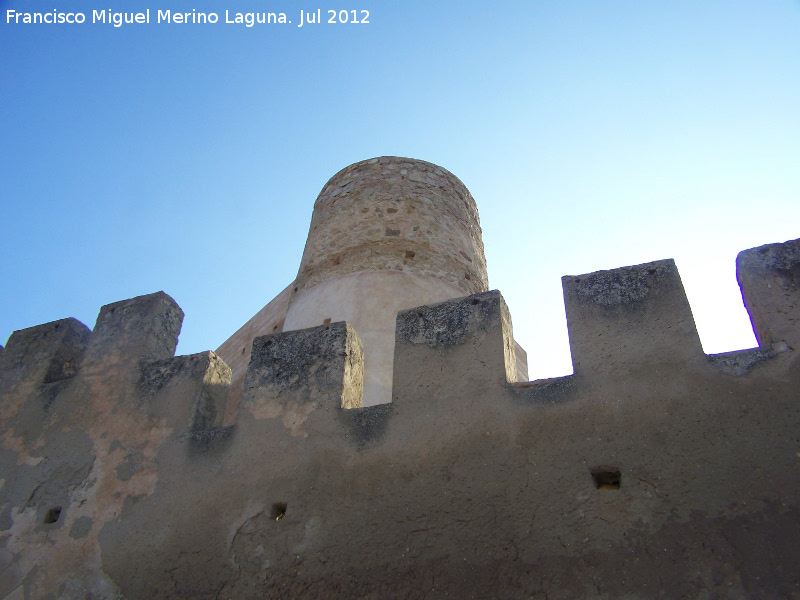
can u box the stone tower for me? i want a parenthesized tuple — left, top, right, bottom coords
(216, 156, 520, 409)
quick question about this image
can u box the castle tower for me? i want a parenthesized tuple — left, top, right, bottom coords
(284, 157, 489, 406)
(217, 156, 503, 410)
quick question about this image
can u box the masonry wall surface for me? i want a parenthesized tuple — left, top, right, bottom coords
(1, 241, 799, 600)
(227, 156, 505, 408)
(283, 270, 471, 406)
(291, 156, 489, 301)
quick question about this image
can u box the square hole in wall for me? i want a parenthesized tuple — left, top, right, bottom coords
(44, 506, 62, 524)
(271, 502, 287, 521)
(591, 466, 621, 490)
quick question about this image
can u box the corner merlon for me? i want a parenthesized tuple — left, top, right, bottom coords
(0, 318, 90, 393)
(736, 237, 800, 350)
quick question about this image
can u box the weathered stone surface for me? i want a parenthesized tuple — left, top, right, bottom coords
(0, 291, 211, 600)
(511, 374, 578, 404)
(336, 402, 393, 449)
(394, 291, 518, 399)
(568, 259, 676, 306)
(83, 291, 183, 367)
(1, 176, 799, 599)
(0, 548, 22, 599)
(292, 157, 489, 302)
(0, 427, 95, 533)
(243, 321, 364, 423)
(562, 259, 705, 375)
(0, 318, 90, 392)
(737, 237, 800, 348)
(707, 342, 789, 376)
(1, 257, 799, 599)
(139, 351, 231, 432)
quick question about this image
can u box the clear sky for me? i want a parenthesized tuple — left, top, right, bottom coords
(2, 0, 799, 379)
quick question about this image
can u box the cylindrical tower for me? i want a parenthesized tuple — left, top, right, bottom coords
(284, 156, 489, 406)
(291, 157, 488, 301)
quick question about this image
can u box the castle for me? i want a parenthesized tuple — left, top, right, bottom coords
(0, 157, 798, 599)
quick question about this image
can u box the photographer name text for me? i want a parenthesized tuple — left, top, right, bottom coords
(6, 8, 370, 27)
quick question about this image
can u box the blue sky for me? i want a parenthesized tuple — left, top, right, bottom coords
(2, 0, 799, 378)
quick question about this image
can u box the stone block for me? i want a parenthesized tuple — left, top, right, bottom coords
(0, 318, 90, 391)
(138, 351, 231, 432)
(242, 321, 364, 416)
(562, 259, 704, 375)
(393, 290, 518, 400)
(736, 238, 800, 349)
(83, 291, 183, 367)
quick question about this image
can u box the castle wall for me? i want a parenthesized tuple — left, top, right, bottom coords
(736, 237, 800, 349)
(561, 258, 706, 376)
(1, 240, 799, 599)
(283, 270, 471, 406)
(280, 156, 496, 407)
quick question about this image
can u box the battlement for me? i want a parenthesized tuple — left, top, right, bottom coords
(2, 240, 797, 436)
(562, 258, 706, 376)
(1, 238, 799, 599)
(736, 237, 800, 349)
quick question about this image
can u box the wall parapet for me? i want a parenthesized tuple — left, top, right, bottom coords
(737, 237, 800, 349)
(0, 318, 90, 394)
(82, 291, 183, 368)
(1, 238, 799, 599)
(139, 351, 232, 433)
(562, 258, 705, 376)
(393, 290, 518, 402)
(242, 321, 364, 416)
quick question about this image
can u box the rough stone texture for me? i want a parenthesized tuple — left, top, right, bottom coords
(4, 156, 800, 600)
(139, 351, 231, 432)
(284, 270, 477, 407)
(215, 283, 292, 424)
(562, 259, 705, 376)
(512, 374, 578, 405)
(82, 291, 183, 368)
(707, 342, 790, 376)
(0, 318, 90, 393)
(394, 290, 519, 399)
(242, 322, 364, 435)
(2, 243, 800, 597)
(291, 156, 489, 302)
(0, 290, 218, 600)
(736, 237, 800, 349)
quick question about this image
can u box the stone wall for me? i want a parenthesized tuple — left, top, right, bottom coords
(291, 156, 489, 302)
(0, 239, 799, 600)
(221, 157, 500, 409)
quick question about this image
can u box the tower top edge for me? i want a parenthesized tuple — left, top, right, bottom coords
(317, 156, 473, 201)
